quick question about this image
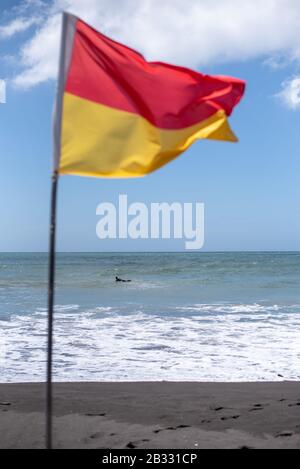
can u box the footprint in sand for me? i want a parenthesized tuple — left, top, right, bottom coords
(126, 442, 136, 448)
(275, 431, 294, 438)
(221, 415, 240, 421)
(249, 404, 268, 412)
(89, 432, 102, 440)
(126, 439, 150, 449)
(153, 425, 190, 434)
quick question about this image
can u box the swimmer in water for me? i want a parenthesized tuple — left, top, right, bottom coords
(115, 276, 131, 283)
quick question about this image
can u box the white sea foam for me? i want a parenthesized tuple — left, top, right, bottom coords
(0, 303, 300, 382)
(128, 281, 164, 290)
(176, 304, 281, 314)
(36, 304, 80, 313)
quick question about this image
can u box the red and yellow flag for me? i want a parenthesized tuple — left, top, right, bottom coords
(54, 13, 245, 178)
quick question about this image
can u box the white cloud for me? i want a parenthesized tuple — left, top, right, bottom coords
(13, 14, 62, 88)
(0, 17, 39, 38)
(277, 77, 300, 110)
(3, 0, 300, 97)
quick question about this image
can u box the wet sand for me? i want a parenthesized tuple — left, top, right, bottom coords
(0, 381, 300, 449)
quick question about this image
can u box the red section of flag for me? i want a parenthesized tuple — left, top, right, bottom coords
(65, 19, 245, 130)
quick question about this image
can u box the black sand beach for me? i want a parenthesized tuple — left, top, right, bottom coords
(0, 382, 300, 449)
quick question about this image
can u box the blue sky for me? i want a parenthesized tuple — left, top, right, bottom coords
(1, 0, 300, 252)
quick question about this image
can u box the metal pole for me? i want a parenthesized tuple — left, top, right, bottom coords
(46, 170, 59, 449)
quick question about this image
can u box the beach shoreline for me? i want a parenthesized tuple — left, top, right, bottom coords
(1, 381, 300, 449)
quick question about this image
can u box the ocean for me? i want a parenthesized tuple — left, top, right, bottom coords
(0, 252, 299, 382)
